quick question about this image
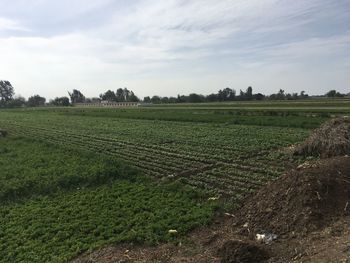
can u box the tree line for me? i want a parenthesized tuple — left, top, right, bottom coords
(143, 87, 350, 104)
(0, 80, 348, 108)
(143, 87, 308, 104)
(0, 81, 140, 108)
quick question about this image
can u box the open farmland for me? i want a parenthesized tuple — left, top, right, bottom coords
(1, 99, 350, 262)
(0, 137, 214, 262)
(2, 99, 350, 199)
(0, 106, 314, 201)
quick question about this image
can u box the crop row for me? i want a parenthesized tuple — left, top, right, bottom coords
(0, 119, 297, 198)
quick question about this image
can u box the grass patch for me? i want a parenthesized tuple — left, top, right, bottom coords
(0, 179, 215, 262)
(0, 137, 216, 262)
(0, 137, 136, 203)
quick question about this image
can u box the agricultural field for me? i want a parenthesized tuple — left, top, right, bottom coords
(0, 137, 214, 262)
(0, 107, 313, 199)
(0, 99, 349, 262)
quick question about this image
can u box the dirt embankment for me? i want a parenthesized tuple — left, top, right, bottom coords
(238, 157, 350, 238)
(294, 117, 350, 157)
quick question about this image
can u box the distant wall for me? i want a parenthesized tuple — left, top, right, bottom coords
(74, 102, 140, 108)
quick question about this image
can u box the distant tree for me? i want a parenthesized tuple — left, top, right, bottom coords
(100, 90, 116, 101)
(116, 88, 125, 102)
(85, 97, 101, 103)
(177, 95, 187, 103)
(27, 95, 46, 107)
(68, 89, 85, 103)
(150, 95, 161, 104)
(91, 97, 101, 103)
(269, 93, 277, 100)
(206, 93, 218, 102)
(7, 96, 26, 108)
(276, 89, 285, 100)
(217, 89, 225, 101)
(285, 93, 293, 100)
(300, 90, 308, 99)
(269, 89, 302, 100)
(0, 80, 15, 104)
(143, 96, 151, 103)
(123, 88, 131, 101)
(188, 93, 205, 103)
(112, 88, 139, 102)
(51, 97, 70, 106)
(326, 89, 344, 98)
(239, 89, 245, 100)
(253, 93, 265, 100)
(128, 91, 139, 102)
(168, 97, 178, 103)
(160, 97, 169, 103)
(217, 88, 235, 101)
(326, 90, 337, 97)
(246, 86, 253, 100)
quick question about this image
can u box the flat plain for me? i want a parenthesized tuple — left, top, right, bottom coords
(0, 98, 349, 262)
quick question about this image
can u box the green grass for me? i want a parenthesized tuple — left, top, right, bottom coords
(0, 137, 136, 203)
(0, 107, 310, 197)
(0, 137, 215, 262)
(2, 106, 332, 128)
(0, 100, 339, 262)
(7, 99, 348, 128)
(55, 107, 329, 128)
(143, 97, 350, 108)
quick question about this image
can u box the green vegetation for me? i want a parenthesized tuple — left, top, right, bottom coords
(0, 107, 310, 199)
(0, 137, 215, 262)
(1, 100, 346, 262)
(0, 137, 134, 203)
(57, 107, 329, 128)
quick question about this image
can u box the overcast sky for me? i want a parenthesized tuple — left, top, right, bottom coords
(0, 0, 349, 99)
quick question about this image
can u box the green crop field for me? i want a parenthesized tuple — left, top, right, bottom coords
(0, 99, 347, 262)
(0, 137, 214, 262)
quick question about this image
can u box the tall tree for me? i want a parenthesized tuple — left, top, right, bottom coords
(100, 90, 116, 101)
(7, 96, 26, 108)
(246, 86, 253, 100)
(150, 96, 161, 104)
(276, 89, 285, 100)
(325, 90, 344, 98)
(206, 93, 218, 102)
(0, 80, 15, 103)
(128, 91, 139, 102)
(51, 97, 70, 106)
(123, 88, 131, 101)
(188, 93, 204, 103)
(326, 90, 337, 97)
(27, 95, 46, 107)
(143, 96, 151, 103)
(116, 88, 125, 102)
(217, 88, 236, 101)
(68, 89, 85, 103)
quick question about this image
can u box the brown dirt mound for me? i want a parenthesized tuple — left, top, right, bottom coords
(238, 156, 350, 237)
(294, 117, 350, 157)
(217, 240, 269, 263)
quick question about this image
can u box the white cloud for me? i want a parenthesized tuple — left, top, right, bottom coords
(0, 0, 349, 98)
(0, 17, 27, 31)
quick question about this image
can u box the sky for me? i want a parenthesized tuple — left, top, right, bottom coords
(0, 0, 349, 99)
